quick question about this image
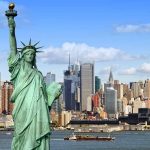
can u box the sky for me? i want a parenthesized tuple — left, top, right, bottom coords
(1, 0, 150, 84)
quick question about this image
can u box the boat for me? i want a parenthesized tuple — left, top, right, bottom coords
(64, 133, 115, 141)
(5, 132, 11, 135)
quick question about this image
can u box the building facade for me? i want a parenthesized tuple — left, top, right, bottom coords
(80, 63, 94, 111)
(1, 81, 13, 114)
(64, 62, 80, 111)
(105, 87, 117, 118)
(44, 72, 55, 86)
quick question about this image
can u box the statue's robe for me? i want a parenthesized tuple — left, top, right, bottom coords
(8, 53, 51, 150)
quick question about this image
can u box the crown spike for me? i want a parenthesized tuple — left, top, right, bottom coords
(36, 46, 44, 49)
(21, 41, 26, 46)
(36, 50, 43, 53)
(34, 41, 40, 47)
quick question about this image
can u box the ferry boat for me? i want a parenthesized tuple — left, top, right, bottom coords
(64, 133, 115, 141)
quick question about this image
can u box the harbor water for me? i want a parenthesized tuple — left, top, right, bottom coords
(0, 130, 150, 150)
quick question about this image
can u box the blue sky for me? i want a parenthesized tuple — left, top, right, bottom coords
(1, 0, 150, 84)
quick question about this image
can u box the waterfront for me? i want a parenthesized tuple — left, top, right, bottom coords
(0, 130, 150, 150)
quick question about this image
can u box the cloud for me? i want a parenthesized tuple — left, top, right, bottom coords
(119, 67, 136, 75)
(137, 63, 150, 73)
(119, 63, 150, 76)
(116, 24, 150, 33)
(38, 42, 143, 64)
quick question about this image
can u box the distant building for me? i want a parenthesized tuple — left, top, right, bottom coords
(144, 79, 150, 99)
(133, 98, 145, 113)
(61, 111, 72, 127)
(145, 100, 150, 108)
(130, 82, 141, 98)
(64, 61, 80, 111)
(44, 72, 55, 86)
(105, 87, 117, 118)
(1, 81, 13, 114)
(114, 82, 123, 99)
(92, 93, 100, 110)
(104, 69, 114, 105)
(95, 76, 101, 93)
(117, 99, 123, 115)
(80, 63, 94, 111)
(87, 96, 92, 111)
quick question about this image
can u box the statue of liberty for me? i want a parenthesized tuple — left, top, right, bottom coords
(5, 3, 62, 150)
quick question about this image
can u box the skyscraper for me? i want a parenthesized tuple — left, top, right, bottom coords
(95, 76, 101, 93)
(44, 72, 55, 86)
(114, 81, 123, 99)
(105, 87, 117, 118)
(104, 69, 114, 105)
(144, 79, 150, 99)
(130, 82, 141, 98)
(64, 61, 80, 111)
(80, 63, 94, 111)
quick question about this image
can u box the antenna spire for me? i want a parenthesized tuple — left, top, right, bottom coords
(68, 52, 71, 71)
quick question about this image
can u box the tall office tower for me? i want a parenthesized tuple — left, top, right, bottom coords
(95, 76, 101, 93)
(64, 60, 80, 111)
(87, 96, 92, 111)
(114, 81, 123, 99)
(117, 99, 123, 115)
(123, 83, 133, 101)
(80, 63, 94, 111)
(130, 82, 141, 98)
(1, 81, 14, 114)
(144, 79, 150, 100)
(104, 69, 115, 105)
(105, 87, 117, 118)
(44, 72, 55, 86)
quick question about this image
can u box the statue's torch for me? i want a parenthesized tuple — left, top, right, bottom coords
(5, 3, 17, 17)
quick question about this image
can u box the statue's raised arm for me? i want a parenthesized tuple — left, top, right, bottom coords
(5, 3, 17, 57)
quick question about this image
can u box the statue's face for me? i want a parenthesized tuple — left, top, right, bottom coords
(23, 49, 35, 63)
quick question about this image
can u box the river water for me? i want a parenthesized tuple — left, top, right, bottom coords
(0, 130, 150, 150)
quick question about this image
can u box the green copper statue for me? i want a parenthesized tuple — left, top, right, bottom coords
(5, 3, 62, 150)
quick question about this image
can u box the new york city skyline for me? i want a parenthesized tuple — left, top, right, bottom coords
(1, 0, 150, 84)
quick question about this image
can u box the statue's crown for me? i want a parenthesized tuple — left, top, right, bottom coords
(17, 39, 43, 53)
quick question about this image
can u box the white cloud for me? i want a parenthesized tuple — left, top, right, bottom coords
(116, 24, 150, 33)
(119, 67, 136, 75)
(137, 63, 150, 73)
(38, 42, 141, 64)
(119, 63, 150, 76)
